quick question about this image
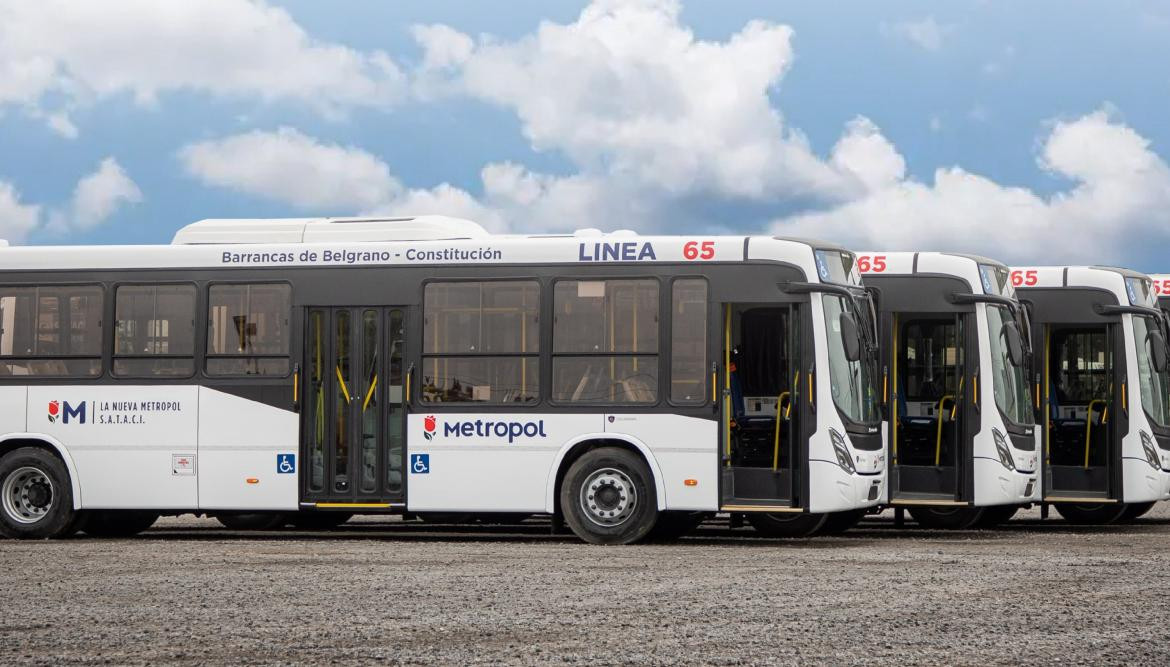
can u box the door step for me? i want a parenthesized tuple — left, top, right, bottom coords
(1043, 496, 1117, 504)
(302, 502, 404, 510)
(721, 504, 803, 513)
(889, 498, 969, 507)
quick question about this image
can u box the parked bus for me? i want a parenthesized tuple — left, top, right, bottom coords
(857, 253, 1039, 528)
(0, 217, 885, 543)
(1012, 266, 1170, 523)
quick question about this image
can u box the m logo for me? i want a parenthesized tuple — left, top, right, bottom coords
(49, 400, 87, 425)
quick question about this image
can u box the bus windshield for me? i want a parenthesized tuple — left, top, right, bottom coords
(823, 293, 880, 426)
(986, 304, 1033, 426)
(1133, 315, 1170, 428)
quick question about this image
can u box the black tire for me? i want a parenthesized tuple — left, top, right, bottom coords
(746, 512, 829, 537)
(0, 447, 81, 539)
(1120, 502, 1156, 522)
(648, 511, 710, 540)
(816, 509, 865, 535)
(1054, 502, 1128, 525)
(84, 510, 159, 538)
(215, 512, 288, 530)
(560, 447, 658, 545)
(908, 506, 984, 530)
(291, 512, 352, 530)
(974, 505, 1020, 528)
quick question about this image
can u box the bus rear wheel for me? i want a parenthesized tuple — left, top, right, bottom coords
(561, 447, 657, 545)
(0, 447, 81, 539)
(1120, 502, 1156, 522)
(746, 512, 828, 537)
(1054, 502, 1127, 525)
(908, 506, 984, 530)
(84, 510, 159, 538)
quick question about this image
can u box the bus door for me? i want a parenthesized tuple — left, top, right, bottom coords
(1043, 323, 1120, 500)
(889, 312, 970, 503)
(720, 302, 804, 509)
(301, 307, 407, 507)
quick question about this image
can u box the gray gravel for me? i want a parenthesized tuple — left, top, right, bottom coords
(2, 504, 1170, 666)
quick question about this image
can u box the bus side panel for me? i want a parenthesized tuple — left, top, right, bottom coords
(603, 414, 717, 511)
(406, 413, 602, 512)
(197, 387, 299, 511)
(0, 386, 26, 434)
(28, 386, 199, 509)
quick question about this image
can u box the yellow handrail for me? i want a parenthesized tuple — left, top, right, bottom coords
(336, 365, 352, 404)
(935, 395, 955, 466)
(772, 391, 791, 471)
(362, 375, 378, 412)
(1084, 399, 1107, 469)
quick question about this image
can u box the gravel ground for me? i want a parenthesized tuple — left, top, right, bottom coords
(2, 504, 1169, 666)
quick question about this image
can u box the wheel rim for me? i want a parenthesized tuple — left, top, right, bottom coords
(579, 467, 637, 527)
(2, 466, 55, 525)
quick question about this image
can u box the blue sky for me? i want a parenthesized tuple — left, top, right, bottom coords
(1, 0, 1168, 268)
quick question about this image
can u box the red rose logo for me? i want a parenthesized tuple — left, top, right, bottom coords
(47, 400, 59, 423)
(423, 415, 436, 441)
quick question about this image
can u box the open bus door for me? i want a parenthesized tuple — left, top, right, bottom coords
(719, 301, 805, 511)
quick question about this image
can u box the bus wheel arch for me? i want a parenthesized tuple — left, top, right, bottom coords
(0, 435, 83, 511)
(547, 436, 667, 515)
(0, 443, 84, 539)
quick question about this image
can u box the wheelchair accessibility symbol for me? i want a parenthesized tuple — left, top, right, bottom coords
(410, 454, 430, 474)
(277, 453, 296, 474)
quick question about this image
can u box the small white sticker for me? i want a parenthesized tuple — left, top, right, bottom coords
(172, 454, 195, 476)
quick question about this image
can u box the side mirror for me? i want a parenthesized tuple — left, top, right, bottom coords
(1148, 332, 1168, 373)
(1002, 322, 1025, 367)
(840, 312, 862, 362)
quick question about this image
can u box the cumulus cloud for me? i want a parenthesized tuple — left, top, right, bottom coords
(178, 128, 506, 229)
(70, 158, 143, 229)
(773, 111, 1170, 264)
(0, 181, 41, 242)
(0, 0, 404, 134)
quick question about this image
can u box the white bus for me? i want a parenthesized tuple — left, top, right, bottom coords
(858, 253, 1039, 529)
(0, 217, 885, 544)
(1012, 266, 1170, 523)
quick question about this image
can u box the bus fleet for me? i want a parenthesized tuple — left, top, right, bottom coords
(0, 216, 1166, 543)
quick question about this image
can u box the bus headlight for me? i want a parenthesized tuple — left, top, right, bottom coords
(993, 428, 1016, 472)
(830, 428, 856, 474)
(1140, 431, 1160, 470)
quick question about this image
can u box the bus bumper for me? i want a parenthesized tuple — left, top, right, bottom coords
(973, 457, 1039, 506)
(808, 460, 885, 513)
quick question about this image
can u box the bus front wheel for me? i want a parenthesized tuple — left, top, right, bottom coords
(0, 447, 82, 539)
(746, 511, 828, 537)
(1054, 502, 1128, 525)
(817, 509, 865, 535)
(908, 506, 984, 530)
(1120, 502, 1156, 522)
(560, 447, 658, 545)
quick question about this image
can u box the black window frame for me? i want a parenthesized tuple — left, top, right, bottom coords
(0, 282, 105, 379)
(550, 276, 663, 406)
(204, 281, 293, 379)
(111, 281, 198, 379)
(420, 277, 542, 406)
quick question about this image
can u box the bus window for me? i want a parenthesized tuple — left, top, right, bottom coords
(670, 278, 707, 404)
(422, 281, 539, 403)
(113, 284, 196, 377)
(206, 283, 291, 376)
(552, 279, 659, 404)
(0, 285, 102, 377)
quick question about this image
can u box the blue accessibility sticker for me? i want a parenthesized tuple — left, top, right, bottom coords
(410, 453, 430, 474)
(277, 453, 296, 474)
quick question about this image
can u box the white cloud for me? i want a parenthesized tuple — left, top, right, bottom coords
(70, 158, 143, 229)
(412, 0, 858, 202)
(0, 0, 405, 134)
(0, 181, 41, 242)
(883, 17, 953, 52)
(773, 111, 1170, 264)
(179, 128, 401, 211)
